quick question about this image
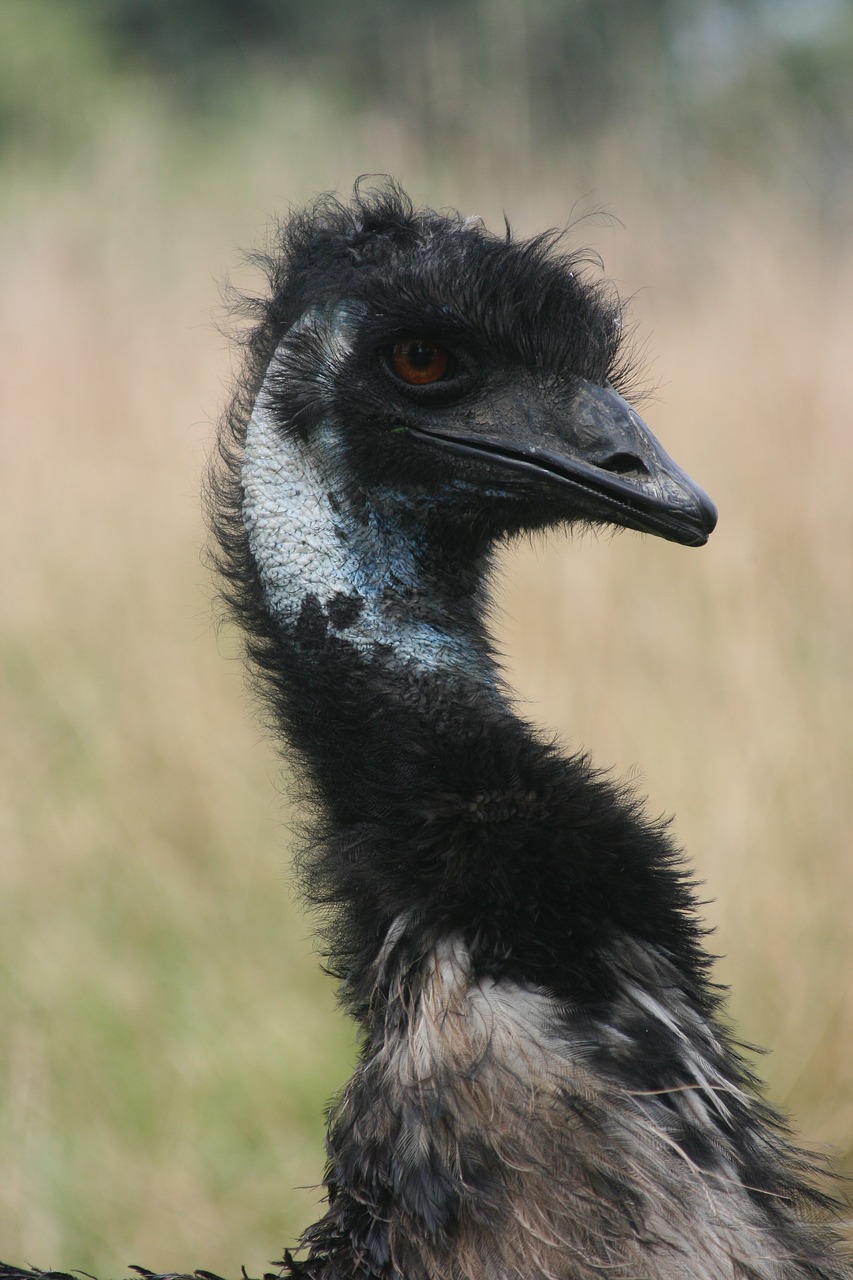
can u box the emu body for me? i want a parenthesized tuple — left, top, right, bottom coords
(210, 186, 850, 1280)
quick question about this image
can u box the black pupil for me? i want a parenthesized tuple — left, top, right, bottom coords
(408, 341, 436, 368)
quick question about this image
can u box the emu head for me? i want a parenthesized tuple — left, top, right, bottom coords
(242, 186, 716, 574)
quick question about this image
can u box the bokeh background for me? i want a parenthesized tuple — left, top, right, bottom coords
(2, 0, 852, 1272)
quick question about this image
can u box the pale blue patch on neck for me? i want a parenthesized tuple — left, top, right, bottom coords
(241, 324, 494, 684)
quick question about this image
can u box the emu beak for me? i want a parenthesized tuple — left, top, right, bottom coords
(414, 378, 717, 548)
(550, 379, 718, 547)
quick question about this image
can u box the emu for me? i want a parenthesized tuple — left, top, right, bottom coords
(1, 184, 848, 1280)
(207, 184, 850, 1278)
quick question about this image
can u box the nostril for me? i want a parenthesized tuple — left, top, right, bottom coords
(599, 451, 649, 478)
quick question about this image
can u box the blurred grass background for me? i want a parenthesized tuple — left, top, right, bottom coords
(1, 0, 852, 1272)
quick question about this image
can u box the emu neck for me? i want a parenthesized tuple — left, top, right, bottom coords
(241, 400, 706, 1013)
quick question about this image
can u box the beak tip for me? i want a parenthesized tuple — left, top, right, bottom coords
(692, 489, 718, 546)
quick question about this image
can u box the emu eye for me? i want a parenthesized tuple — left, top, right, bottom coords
(389, 338, 452, 386)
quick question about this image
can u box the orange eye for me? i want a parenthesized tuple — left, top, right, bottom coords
(389, 338, 451, 385)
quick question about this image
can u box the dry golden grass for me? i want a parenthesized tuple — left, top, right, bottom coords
(1, 114, 851, 1273)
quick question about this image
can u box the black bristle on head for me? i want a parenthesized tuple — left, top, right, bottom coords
(227, 177, 635, 403)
